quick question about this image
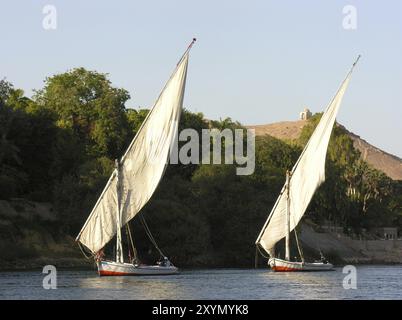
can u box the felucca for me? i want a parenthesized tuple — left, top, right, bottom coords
(255, 56, 360, 272)
(75, 39, 196, 276)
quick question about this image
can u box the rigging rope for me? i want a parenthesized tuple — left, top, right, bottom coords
(293, 226, 305, 263)
(125, 225, 132, 261)
(256, 243, 270, 259)
(126, 222, 139, 263)
(78, 242, 94, 260)
(139, 213, 165, 258)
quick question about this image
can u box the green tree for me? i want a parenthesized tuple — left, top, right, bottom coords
(35, 68, 131, 159)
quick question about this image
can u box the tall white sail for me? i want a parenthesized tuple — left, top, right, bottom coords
(256, 59, 359, 256)
(76, 51, 190, 254)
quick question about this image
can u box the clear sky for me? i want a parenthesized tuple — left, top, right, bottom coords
(1, 0, 401, 157)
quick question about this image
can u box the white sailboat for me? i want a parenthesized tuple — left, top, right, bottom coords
(255, 56, 360, 272)
(75, 39, 196, 276)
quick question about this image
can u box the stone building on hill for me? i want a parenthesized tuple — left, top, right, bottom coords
(300, 108, 312, 120)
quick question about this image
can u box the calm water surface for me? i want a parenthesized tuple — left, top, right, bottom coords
(0, 266, 401, 299)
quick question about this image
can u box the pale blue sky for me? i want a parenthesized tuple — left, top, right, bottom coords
(1, 0, 401, 157)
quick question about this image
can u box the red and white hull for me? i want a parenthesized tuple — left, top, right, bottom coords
(97, 260, 179, 276)
(268, 258, 333, 272)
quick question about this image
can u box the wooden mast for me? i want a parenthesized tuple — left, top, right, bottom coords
(285, 170, 291, 261)
(115, 159, 124, 263)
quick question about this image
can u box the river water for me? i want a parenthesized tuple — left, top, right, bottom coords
(0, 265, 401, 300)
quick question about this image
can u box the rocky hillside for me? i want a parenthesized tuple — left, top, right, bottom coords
(246, 120, 402, 180)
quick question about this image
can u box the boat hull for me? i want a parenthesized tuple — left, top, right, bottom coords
(98, 260, 179, 276)
(268, 258, 334, 272)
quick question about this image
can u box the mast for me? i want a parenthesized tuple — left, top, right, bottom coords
(285, 170, 291, 261)
(115, 159, 124, 263)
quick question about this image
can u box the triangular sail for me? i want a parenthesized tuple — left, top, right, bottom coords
(256, 57, 360, 256)
(76, 48, 191, 254)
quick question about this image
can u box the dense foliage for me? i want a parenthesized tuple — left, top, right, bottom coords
(0, 70, 400, 267)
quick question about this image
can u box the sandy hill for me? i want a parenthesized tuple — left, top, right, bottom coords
(246, 120, 402, 181)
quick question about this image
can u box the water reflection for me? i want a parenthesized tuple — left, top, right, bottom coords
(255, 268, 346, 299)
(1, 266, 402, 299)
(77, 273, 188, 299)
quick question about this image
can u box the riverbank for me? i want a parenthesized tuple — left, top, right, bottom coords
(1, 234, 401, 271)
(1, 199, 401, 270)
(0, 199, 89, 271)
(0, 257, 91, 271)
(300, 223, 402, 265)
